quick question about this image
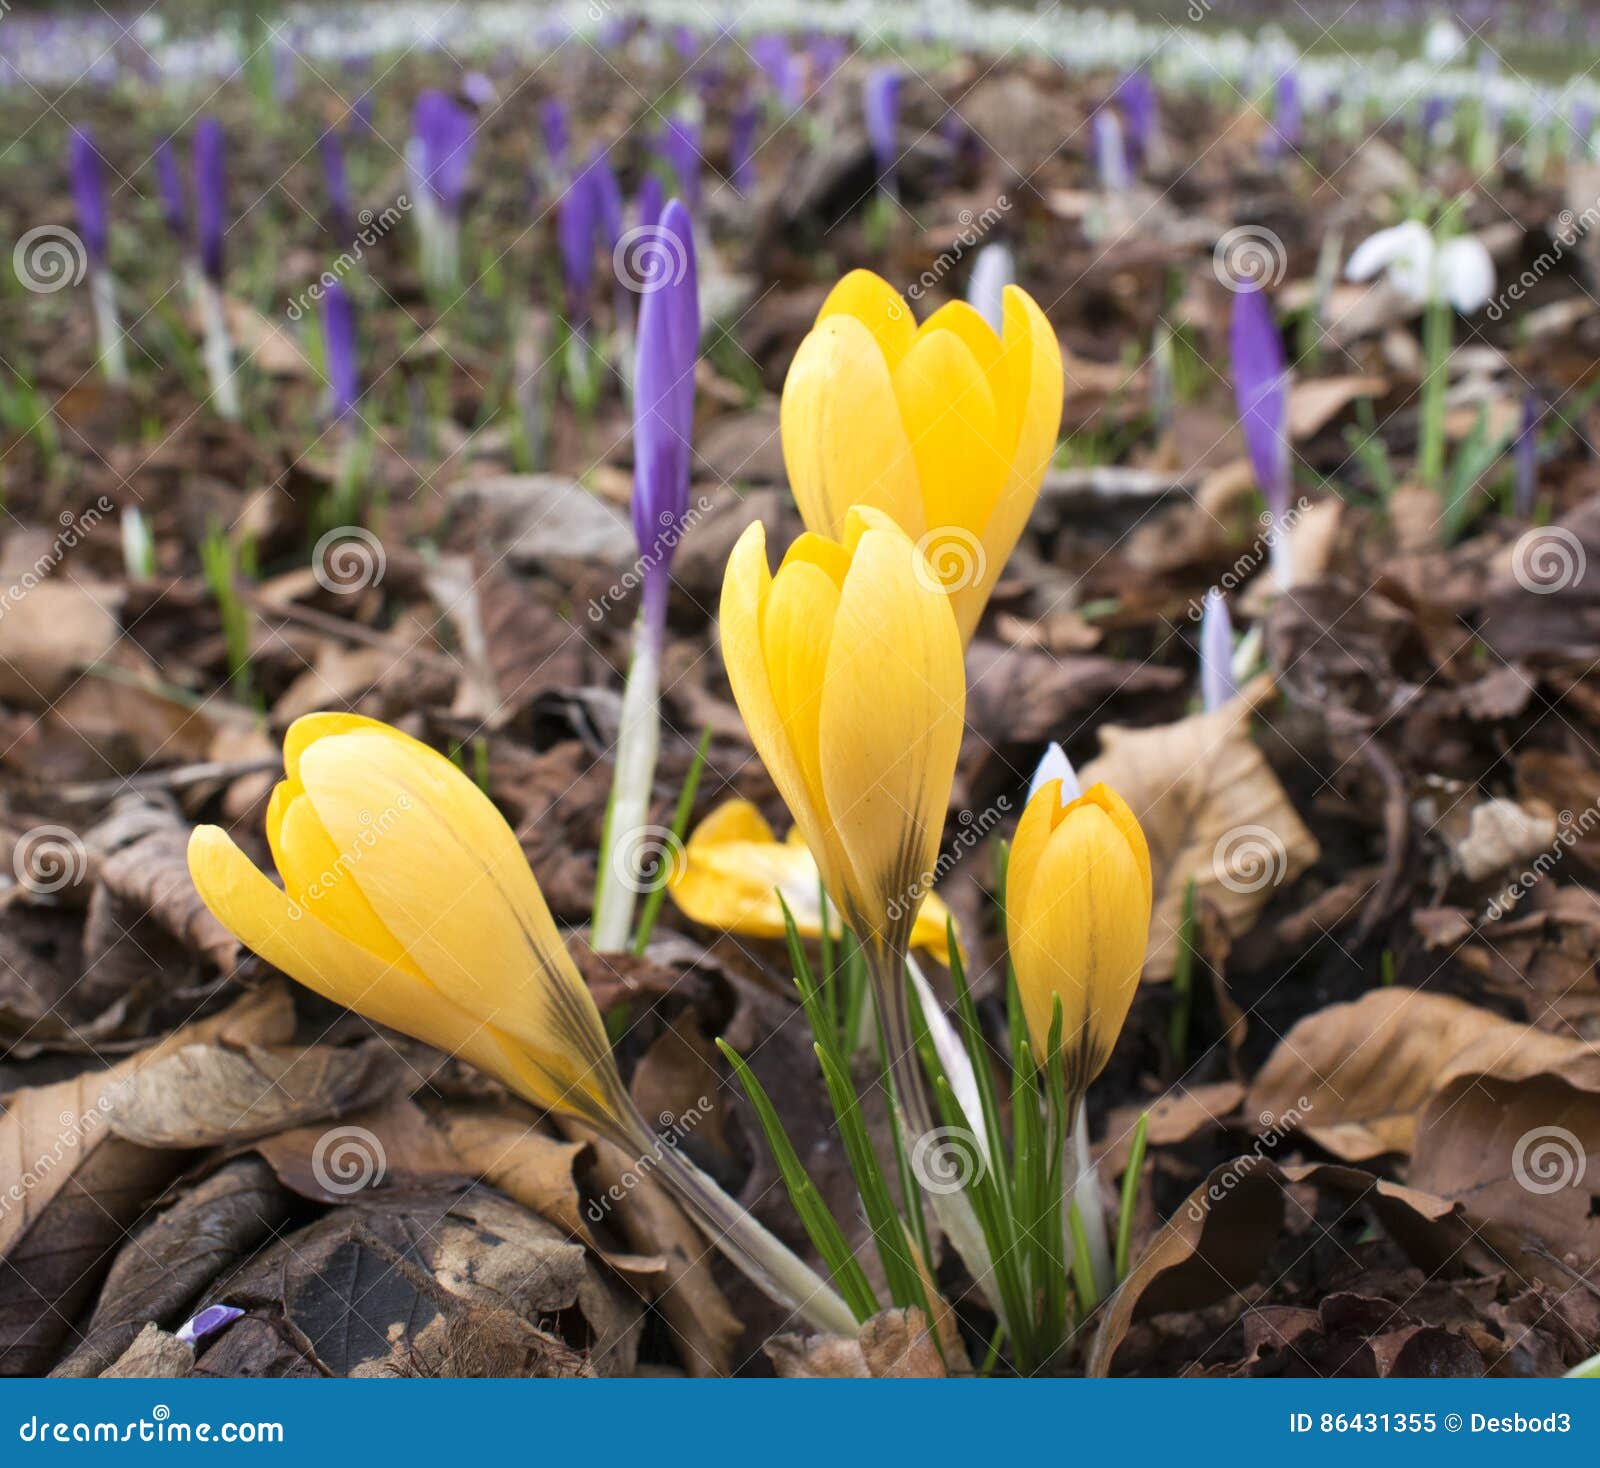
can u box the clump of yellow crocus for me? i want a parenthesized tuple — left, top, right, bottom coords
(780, 269, 1064, 645)
(187, 712, 855, 1335)
(1005, 777, 1153, 1105)
(667, 798, 957, 959)
(720, 505, 964, 1135)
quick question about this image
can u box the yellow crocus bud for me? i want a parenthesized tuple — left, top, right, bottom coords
(720, 505, 964, 1136)
(186, 712, 859, 1336)
(779, 269, 1064, 645)
(186, 713, 627, 1133)
(1006, 779, 1154, 1102)
(719, 505, 964, 966)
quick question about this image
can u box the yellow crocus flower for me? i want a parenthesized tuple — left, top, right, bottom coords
(186, 712, 858, 1335)
(779, 269, 1064, 645)
(186, 712, 627, 1133)
(1006, 778, 1153, 1104)
(667, 797, 957, 960)
(720, 505, 964, 1135)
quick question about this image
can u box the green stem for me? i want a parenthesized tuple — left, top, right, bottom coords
(1418, 296, 1452, 491)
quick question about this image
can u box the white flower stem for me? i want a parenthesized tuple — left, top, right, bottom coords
(1065, 1097, 1115, 1298)
(197, 276, 239, 420)
(591, 609, 662, 953)
(89, 267, 127, 385)
(1418, 297, 1451, 491)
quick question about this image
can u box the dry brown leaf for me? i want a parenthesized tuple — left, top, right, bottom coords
(1248, 987, 1600, 1161)
(1411, 1074, 1600, 1264)
(107, 1041, 411, 1148)
(1078, 680, 1319, 979)
(767, 1306, 944, 1378)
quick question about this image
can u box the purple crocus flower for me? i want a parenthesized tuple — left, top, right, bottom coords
(1264, 68, 1301, 159)
(1420, 95, 1453, 140)
(730, 96, 760, 194)
(751, 35, 801, 109)
(863, 65, 902, 185)
(557, 161, 599, 319)
(1230, 286, 1291, 578)
(1093, 108, 1130, 192)
(153, 135, 187, 245)
(1199, 589, 1237, 712)
(1116, 69, 1158, 162)
(459, 70, 495, 110)
(412, 89, 475, 215)
(69, 128, 108, 266)
(809, 37, 846, 92)
(193, 117, 226, 283)
(1513, 394, 1540, 517)
(631, 198, 699, 632)
(320, 130, 350, 237)
(659, 114, 702, 211)
(177, 1304, 244, 1348)
(322, 280, 358, 421)
(589, 148, 624, 254)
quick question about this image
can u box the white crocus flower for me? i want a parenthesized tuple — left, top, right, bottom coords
(1346, 221, 1494, 313)
(966, 242, 1014, 336)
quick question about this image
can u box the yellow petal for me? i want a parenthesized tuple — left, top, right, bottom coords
(1006, 777, 1065, 941)
(891, 327, 1007, 544)
(186, 826, 555, 1107)
(291, 725, 611, 1084)
(1080, 782, 1153, 914)
(918, 300, 1012, 445)
(1010, 802, 1149, 1085)
(780, 315, 923, 541)
(762, 556, 839, 828)
(954, 286, 1063, 643)
(685, 797, 777, 849)
(818, 512, 965, 945)
(817, 268, 916, 366)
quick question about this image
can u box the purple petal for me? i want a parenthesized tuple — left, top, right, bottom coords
(69, 128, 108, 266)
(863, 66, 901, 180)
(1230, 285, 1290, 520)
(193, 117, 226, 283)
(412, 89, 475, 213)
(322, 280, 359, 420)
(320, 130, 350, 236)
(631, 199, 700, 620)
(176, 1304, 244, 1348)
(153, 136, 186, 245)
(1199, 589, 1237, 712)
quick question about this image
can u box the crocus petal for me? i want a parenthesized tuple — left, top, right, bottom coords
(818, 509, 964, 946)
(1199, 588, 1237, 712)
(780, 313, 922, 539)
(1345, 221, 1426, 282)
(1230, 286, 1290, 518)
(1027, 742, 1080, 806)
(892, 326, 1006, 542)
(287, 722, 612, 1102)
(816, 269, 916, 366)
(966, 243, 1014, 336)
